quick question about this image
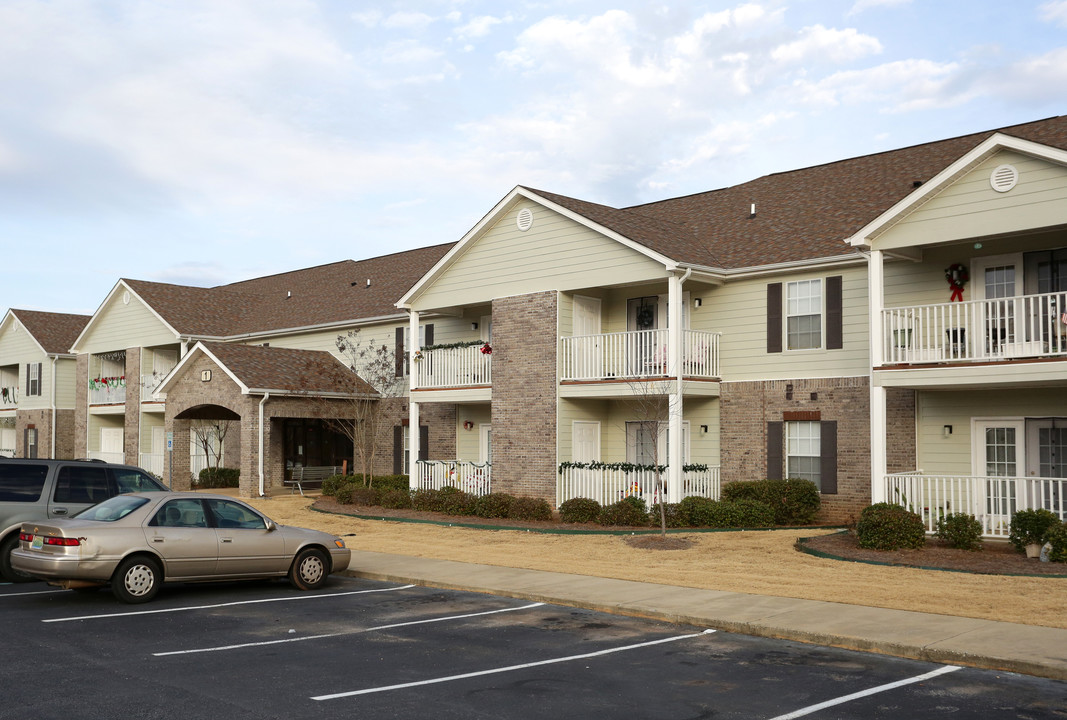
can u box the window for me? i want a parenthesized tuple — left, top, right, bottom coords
(396, 324, 433, 377)
(0, 463, 48, 502)
(787, 280, 822, 350)
(25, 363, 41, 397)
(151, 498, 210, 528)
(786, 422, 821, 486)
(24, 428, 37, 459)
(206, 498, 265, 529)
(53, 465, 109, 504)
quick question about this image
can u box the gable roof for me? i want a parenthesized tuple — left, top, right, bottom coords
(6, 309, 90, 355)
(159, 341, 378, 396)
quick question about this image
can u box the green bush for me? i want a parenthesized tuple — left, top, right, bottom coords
(704, 499, 775, 528)
(334, 483, 355, 505)
(473, 493, 516, 519)
(678, 496, 714, 527)
(721, 478, 820, 525)
(439, 488, 478, 516)
(370, 474, 411, 492)
(598, 496, 650, 527)
(934, 512, 983, 551)
(379, 489, 413, 509)
(1008, 508, 1060, 552)
(321, 474, 349, 496)
(508, 496, 553, 522)
(652, 502, 687, 529)
(856, 503, 926, 550)
(196, 467, 240, 489)
(411, 488, 438, 512)
(1046, 522, 1067, 563)
(558, 497, 602, 524)
(347, 487, 381, 506)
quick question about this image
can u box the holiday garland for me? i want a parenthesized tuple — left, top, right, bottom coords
(89, 376, 126, 390)
(558, 461, 710, 474)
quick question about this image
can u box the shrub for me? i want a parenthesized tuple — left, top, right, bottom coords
(678, 496, 715, 527)
(1008, 508, 1061, 552)
(347, 487, 380, 506)
(334, 483, 356, 505)
(1046, 522, 1067, 563)
(704, 499, 775, 528)
(558, 497, 602, 524)
(411, 488, 438, 512)
(934, 512, 983, 551)
(721, 478, 820, 525)
(439, 488, 478, 516)
(321, 474, 349, 496)
(598, 496, 650, 527)
(473, 493, 516, 519)
(508, 496, 553, 522)
(654, 502, 687, 529)
(379, 489, 413, 509)
(370, 474, 411, 492)
(856, 503, 926, 550)
(196, 467, 240, 489)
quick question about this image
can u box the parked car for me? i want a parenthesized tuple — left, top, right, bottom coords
(11, 492, 352, 602)
(0, 458, 166, 582)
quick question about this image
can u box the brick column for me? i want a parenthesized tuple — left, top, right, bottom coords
(124, 347, 141, 464)
(74, 354, 88, 458)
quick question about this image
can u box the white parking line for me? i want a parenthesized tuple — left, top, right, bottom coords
(42, 585, 415, 623)
(1, 588, 68, 598)
(311, 629, 717, 701)
(767, 665, 963, 720)
(153, 601, 547, 656)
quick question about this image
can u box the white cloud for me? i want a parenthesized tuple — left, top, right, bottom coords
(848, 0, 912, 15)
(351, 10, 382, 27)
(771, 25, 882, 64)
(455, 14, 508, 40)
(1039, 1, 1067, 26)
(789, 59, 966, 111)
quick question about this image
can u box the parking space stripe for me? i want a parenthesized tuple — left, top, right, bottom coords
(311, 629, 717, 701)
(766, 665, 963, 720)
(42, 584, 415, 623)
(1, 588, 68, 598)
(153, 601, 547, 656)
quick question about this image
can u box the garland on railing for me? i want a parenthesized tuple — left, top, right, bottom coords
(420, 340, 484, 352)
(0, 387, 14, 403)
(89, 376, 125, 390)
(558, 461, 710, 474)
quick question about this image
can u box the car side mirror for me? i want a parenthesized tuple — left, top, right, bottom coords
(265, 519, 277, 532)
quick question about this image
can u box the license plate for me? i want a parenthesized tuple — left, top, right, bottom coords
(30, 536, 43, 550)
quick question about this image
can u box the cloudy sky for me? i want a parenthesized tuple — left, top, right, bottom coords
(2, 0, 1066, 315)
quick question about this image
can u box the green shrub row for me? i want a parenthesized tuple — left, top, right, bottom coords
(322, 474, 411, 496)
(195, 467, 240, 488)
(720, 478, 821, 525)
(334, 485, 553, 522)
(934, 512, 983, 551)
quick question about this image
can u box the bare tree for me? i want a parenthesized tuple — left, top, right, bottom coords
(190, 419, 233, 476)
(621, 378, 675, 537)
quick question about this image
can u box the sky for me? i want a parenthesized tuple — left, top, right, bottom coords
(2, 0, 1066, 316)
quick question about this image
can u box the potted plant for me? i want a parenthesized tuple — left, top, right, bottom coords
(1008, 508, 1060, 558)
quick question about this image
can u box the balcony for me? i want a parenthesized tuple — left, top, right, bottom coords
(413, 344, 492, 390)
(89, 383, 126, 405)
(0, 385, 16, 408)
(885, 472, 1066, 539)
(557, 463, 720, 506)
(560, 329, 721, 382)
(882, 291, 1067, 365)
(414, 460, 492, 495)
(140, 374, 165, 403)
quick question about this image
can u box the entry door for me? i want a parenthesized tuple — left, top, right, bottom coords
(572, 296, 602, 378)
(973, 254, 1021, 354)
(1026, 418, 1066, 511)
(100, 428, 124, 462)
(973, 419, 1024, 517)
(572, 421, 600, 491)
(479, 424, 492, 464)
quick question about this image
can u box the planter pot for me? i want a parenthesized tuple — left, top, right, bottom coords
(1025, 542, 1043, 559)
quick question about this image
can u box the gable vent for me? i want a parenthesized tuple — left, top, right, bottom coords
(990, 164, 1018, 193)
(516, 207, 534, 232)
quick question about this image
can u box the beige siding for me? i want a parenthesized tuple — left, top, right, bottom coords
(412, 203, 667, 311)
(0, 320, 50, 410)
(77, 291, 178, 354)
(54, 357, 77, 408)
(557, 399, 609, 462)
(455, 404, 491, 460)
(878, 150, 1067, 250)
(708, 266, 869, 382)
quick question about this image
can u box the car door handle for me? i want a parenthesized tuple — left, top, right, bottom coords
(152, 537, 165, 543)
(52, 508, 68, 516)
(220, 538, 233, 543)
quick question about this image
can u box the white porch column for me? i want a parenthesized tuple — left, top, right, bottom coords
(408, 309, 421, 491)
(868, 250, 887, 503)
(667, 271, 685, 502)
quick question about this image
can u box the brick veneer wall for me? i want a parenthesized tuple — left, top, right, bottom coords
(490, 292, 558, 503)
(720, 376, 874, 524)
(886, 388, 917, 474)
(124, 347, 140, 464)
(74, 354, 88, 458)
(16, 409, 51, 458)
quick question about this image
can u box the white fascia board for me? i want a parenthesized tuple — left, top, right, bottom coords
(398, 186, 679, 309)
(243, 389, 379, 399)
(2, 310, 48, 357)
(155, 341, 250, 395)
(848, 133, 1067, 248)
(69, 280, 181, 354)
(209, 313, 412, 344)
(702, 252, 867, 282)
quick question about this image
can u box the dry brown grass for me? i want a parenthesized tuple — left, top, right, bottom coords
(241, 493, 1067, 629)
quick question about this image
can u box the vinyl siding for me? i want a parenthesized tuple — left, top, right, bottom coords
(877, 150, 1067, 250)
(77, 291, 178, 354)
(0, 320, 50, 410)
(411, 202, 667, 311)
(455, 405, 491, 461)
(54, 357, 77, 408)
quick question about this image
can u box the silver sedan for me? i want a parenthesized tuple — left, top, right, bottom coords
(12, 492, 352, 603)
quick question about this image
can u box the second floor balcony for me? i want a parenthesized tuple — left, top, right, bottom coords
(560, 329, 721, 382)
(89, 377, 126, 406)
(0, 385, 17, 408)
(413, 343, 492, 390)
(882, 291, 1067, 366)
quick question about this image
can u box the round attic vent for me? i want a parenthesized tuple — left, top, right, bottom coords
(516, 207, 534, 232)
(990, 164, 1018, 193)
(122, 291, 131, 305)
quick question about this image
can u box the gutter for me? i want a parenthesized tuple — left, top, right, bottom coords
(258, 392, 269, 497)
(50, 356, 57, 458)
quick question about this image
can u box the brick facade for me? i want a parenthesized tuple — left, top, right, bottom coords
(124, 347, 140, 464)
(490, 291, 558, 503)
(74, 353, 87, 458)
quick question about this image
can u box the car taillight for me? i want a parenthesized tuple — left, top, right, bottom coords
(43, 537, 81, 546)
(19, 532, 34, 542)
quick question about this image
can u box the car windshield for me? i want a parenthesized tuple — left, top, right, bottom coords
(74, 495, 151, 522)
(113, 468, 167, 493)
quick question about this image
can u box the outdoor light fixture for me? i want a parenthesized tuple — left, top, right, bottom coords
(463, 421, 474, 431)
(943, 425, 953, 437)
(700, 424, 708, 434)
(694, 298, 702, 308)
(471, 322, 478, 330)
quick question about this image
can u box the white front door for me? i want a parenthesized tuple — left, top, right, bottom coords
(572, 296, 602, 379)
(972, 254, 1022, 354)
(100, 427, 124, 462)
(973, 419, 1024, 518)
(572, 421, 600, 464)
(479, 424, 492, 464)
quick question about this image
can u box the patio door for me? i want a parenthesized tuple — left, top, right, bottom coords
(571, 296, 601, 378)
(1026, 418, 1066, 511)
(972, 254, 1021, 354)
(973, 419, 1024, 518)
(479, 424, 492, 464)
(572, 421, 600, 490)
(101, 427, 123, 463)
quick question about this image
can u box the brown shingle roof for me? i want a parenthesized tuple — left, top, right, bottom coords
(200, 341, 377, 395)
(11, 310, 90, 354)
(529, 115, 1067, 270)
(125, 243, 454, 337)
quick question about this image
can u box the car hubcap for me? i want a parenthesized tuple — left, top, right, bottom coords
(299, 556, 324, 584)
(124, 565, 155, 596)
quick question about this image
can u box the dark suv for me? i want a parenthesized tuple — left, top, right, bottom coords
(0, 458, 166, 582)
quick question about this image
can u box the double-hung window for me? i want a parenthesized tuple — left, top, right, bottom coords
(26, 363, 41, 397)
(786, 422, 821, 486)
(787, 280, 822, 350)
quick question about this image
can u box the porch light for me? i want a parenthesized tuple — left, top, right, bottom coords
(700, 425, 708, 434)
(471, 322, 478, 330)
(694, 298, 702, 308)
(943, 425, 952, 437)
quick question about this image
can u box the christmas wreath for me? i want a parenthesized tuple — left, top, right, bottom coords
(945, 263, 968, 302)
(635, 304, 655, 329)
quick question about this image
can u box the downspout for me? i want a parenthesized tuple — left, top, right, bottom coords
(667, 267, 692, 503)
(258, 392, 269, 497)
(50, 356, 57, 458)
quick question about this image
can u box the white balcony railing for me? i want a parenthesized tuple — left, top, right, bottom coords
(884, 472, 1067, 538)
(139, 452, 165, 476)
(140, 375, 165, 402)
(415, 460, 492, 496)
(88, 450, 124, 464)
(560, 330, 721, 381)
(0, 385, 17, 407)
(414, 345, 492, 390)
(0, 447, 14, 458)
(89, 384, 126, 405)
(557, 465, 720, 507)
(882, 291, 1067, 365)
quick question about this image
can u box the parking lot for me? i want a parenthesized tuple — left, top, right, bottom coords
(3, 576, 1066, 719)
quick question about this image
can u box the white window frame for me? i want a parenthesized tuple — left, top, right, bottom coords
(786, 279, 823, 351)
(786, 421, 821, 486)
(27, 363, 41, 397)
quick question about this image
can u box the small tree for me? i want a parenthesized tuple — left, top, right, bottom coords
(190, 419, 232, 474)
(622, 377, 680, 538)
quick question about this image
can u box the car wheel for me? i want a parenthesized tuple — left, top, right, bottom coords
(111, 556, 162, 604)
(0, 534, 35, 583)
(289, 548, 329, 591)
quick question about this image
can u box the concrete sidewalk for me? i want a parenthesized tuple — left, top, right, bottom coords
(342, 550, 1067, 682)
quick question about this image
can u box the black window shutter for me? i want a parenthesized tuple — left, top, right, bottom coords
(419, 425, 429, 461)
(766, 421, 783, 480)
(424, 324, 434, 346)
(25, 364, 30, 395)
(767, 283, 782, 353)
(395, 327, 404, 377)
(826, 276, 843, 350)
(36, 363, 42, 395)
(820, 421, 838, 494)
(392, 426, 403, 474)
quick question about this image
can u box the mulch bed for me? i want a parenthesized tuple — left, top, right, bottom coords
(800, 532, 1067, 576)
